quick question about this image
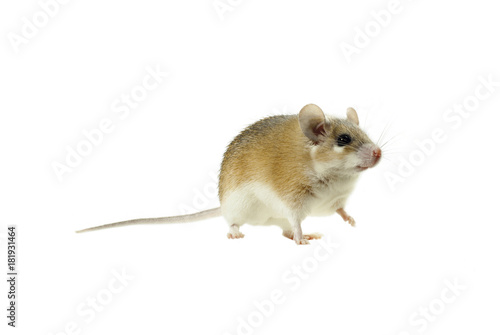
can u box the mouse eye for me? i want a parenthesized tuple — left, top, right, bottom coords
(337, 134, 352, 147)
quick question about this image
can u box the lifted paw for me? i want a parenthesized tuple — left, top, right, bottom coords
(337, 209, 356, 227)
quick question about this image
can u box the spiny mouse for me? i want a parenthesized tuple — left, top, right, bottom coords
(77, 104, 382, 245)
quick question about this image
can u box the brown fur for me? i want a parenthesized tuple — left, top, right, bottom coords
(219, 115, 312, 208)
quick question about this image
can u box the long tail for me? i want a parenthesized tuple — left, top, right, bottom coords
(76, 207, 222, 233)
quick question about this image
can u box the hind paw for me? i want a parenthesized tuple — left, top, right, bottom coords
(227, 232, 245, 239)
(295, 238, 310, 245)
(283, 231, 323, 242)
(304, 233, 323, 240)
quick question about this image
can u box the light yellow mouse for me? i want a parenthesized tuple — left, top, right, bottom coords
(77, 104, 382, 245)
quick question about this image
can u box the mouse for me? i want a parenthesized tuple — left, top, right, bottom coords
(76, 104, 382, 245)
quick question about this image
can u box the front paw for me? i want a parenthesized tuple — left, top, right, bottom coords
(294, 238, 310, 245)
(347, 216, 356, 227)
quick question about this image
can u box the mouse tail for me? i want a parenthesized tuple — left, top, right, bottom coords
(75, 207, 222, 233)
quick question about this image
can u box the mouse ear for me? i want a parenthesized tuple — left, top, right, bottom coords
(346, 107, 359, 125)
(299, 104, 328, 144)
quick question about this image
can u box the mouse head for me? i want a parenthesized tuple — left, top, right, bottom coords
(298, 104, 381, 174)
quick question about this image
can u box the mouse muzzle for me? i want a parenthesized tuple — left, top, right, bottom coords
(356, 144, 382, 171)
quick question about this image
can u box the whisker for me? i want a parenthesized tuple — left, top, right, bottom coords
(377, 120, 394, 146)
(380, 133, 403, 149)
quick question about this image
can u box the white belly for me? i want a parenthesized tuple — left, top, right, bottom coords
(221, 182, 291, 226)
(221, 175, 359, 227)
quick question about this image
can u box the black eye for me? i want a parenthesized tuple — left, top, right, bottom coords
(337, 134, 352, 147)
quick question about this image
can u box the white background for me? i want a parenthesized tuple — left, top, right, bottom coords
(1, 0, 500, 334)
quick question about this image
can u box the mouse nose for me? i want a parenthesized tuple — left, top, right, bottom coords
(371, 147, 382, 165)
(372, 147, 382, 158)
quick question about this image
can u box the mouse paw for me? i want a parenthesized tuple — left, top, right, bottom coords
(337, 209, 356, 227)
(295, 238, 310, 245)
(227, 232, 245, 239)
(283, 231, 322, 242)
(304, 233, 323, 240)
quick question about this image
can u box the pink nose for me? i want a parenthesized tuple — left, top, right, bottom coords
(372, 147, 382, 164)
